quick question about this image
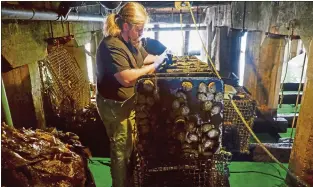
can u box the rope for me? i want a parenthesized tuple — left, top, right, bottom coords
(186, 3, 221, 79)
(289, 53, 307, 141)
(229, 96, 309, 187)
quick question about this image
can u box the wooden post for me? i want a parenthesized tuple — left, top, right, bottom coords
(290, 39, 299, 59)
(184, 25, 190, 56)
(90, 32, 97, 84)
(244, 32, 286, 115)
(154, 24, 159, 41)
(244, 31, 263, 98)
(29, 61, 46, 129)
(287, 39, 313, 187)
(206, 22, 214, 64)
(2, 65, 38, 129)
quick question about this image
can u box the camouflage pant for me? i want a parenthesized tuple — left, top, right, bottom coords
(96, 93, 136, 187)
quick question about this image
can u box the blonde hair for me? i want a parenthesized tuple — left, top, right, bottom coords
(103, 2, 149, 37)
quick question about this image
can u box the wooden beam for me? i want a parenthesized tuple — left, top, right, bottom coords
(265, 38, 286, 113)
(184, 25, 190, 55)
(206, 22, 214, 64)
(243, 31, 263, 102)
(2, 65, 38, 129)
(154, 24, 159, 40)
(90, 32, 97, 84)
(287, 39, 313, 187)
(28, 62, 46, 129)
(244, 32, 286, 116)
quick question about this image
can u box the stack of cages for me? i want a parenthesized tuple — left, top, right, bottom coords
(133, 56, 231, 187)
(159, 55, 256, 153)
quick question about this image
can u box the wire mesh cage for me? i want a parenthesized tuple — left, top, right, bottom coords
(133, 150, 231, 187)
(223, 90, 256, 153)
(132, 72, 229, 187)
(158, 55, 213, 73)
(39, 45, 90, 114)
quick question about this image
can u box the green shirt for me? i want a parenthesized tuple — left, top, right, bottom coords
(96, 36, 148, 101)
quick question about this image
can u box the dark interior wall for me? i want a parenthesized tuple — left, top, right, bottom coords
(205, 2, 313, 50)
(1, 20, 103, 129)
(2, 64, 37, 129)
(213, 26, 242, 78)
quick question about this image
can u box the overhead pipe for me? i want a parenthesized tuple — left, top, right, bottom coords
(148, 26, 206, 32)
(1, 7, 105, 22)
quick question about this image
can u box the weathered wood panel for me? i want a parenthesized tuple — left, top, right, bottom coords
(244, 31, 263, 102)
(205, 2, 313, 50)
(28, 61, 46, 129)
(259, 37, 286, 111)
(2, 64, 37, 129)
(244, 32, 286, 113)
(1, 20, 103, 68)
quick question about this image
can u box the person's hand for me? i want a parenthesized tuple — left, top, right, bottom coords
(153, 50, 168, 69)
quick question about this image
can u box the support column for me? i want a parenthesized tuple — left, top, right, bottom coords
(184, 25, 190, 56)
(29, 61, 46, 129)
(287, 39, 313, 187)
(154, 24, 159, 41)
(259, 36, 286, 114)
(244, 32, 286, 115)
(244, 31, 263, 102)
(206, 22, 214, 64)
(90, 32, 97, 84)
(290, 39, 299, 59)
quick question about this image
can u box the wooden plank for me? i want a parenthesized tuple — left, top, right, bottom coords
(257, 37, 285, 110)
(184, 27, 190, 56)
(90, 34, 97, 84)
(28, 62, 46, 129)
(2, 65, 37, 129)
(267, 38, 286, 110)
(290, 39, 300, 59)
(18, 65, 37, 129)
(13, 66, 23, 128)
(244, 33, 285, 115)
(243, 31, 263, 101)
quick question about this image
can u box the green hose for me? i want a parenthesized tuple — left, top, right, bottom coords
(1, 78, 13, 127)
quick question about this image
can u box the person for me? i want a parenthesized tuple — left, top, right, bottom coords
(95, 2, 168, 187)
